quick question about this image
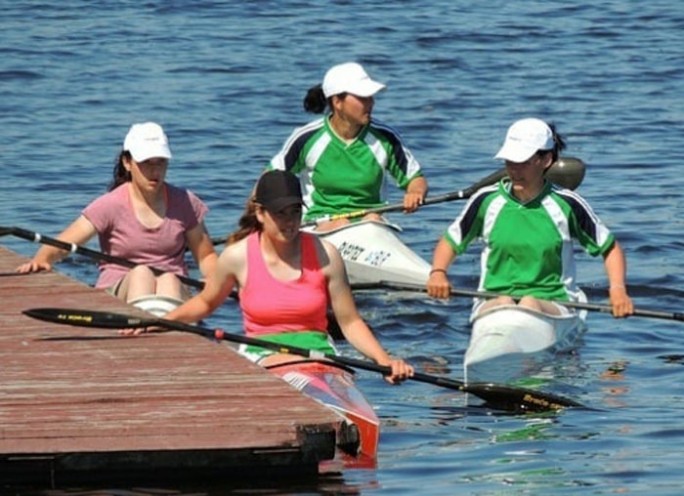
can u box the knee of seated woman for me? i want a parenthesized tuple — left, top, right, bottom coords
(126, 264, 157, 282)
(518, 296, 563, 315)
(156, 271, 182, 285)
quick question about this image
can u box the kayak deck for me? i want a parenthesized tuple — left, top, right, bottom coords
(465, 305, 587, 384)
(267, 360, 380, 468)
(314, 220, 430, 287)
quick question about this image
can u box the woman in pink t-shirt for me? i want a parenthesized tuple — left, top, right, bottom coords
(162, 170, 413, 383)
(16, 122, 217, 314)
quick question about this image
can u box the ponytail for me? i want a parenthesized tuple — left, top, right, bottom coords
(226, 197, 261, 245)
(303, 84, 327, 114)
(108, 151, 132, 191)
(547, 123, 566, 163)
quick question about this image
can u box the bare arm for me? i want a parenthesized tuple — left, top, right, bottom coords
(16, 215, 97, 273)
(322, 241, 413, 383)
(426, 237, 457, 299)
(403, 176, 428, 212)
(165, 240, 244, 324)
(603, 241, 633, 317)
(186, 221, 218, 281)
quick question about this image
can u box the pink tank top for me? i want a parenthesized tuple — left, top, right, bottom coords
(240, 232, 329, 337)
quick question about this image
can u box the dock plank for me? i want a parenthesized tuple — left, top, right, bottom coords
(0, 246, 340, 485)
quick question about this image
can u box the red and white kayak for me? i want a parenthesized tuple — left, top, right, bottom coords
(267, 360, 380, 468)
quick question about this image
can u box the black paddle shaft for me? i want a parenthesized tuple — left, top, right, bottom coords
(298, 157, 586, 229)
(3, 226, 204, 290)
(210, 157, 585, 244)
(23, 307, 583, 412)
(209, 168, 506, 244)
(366, 281, 684, 323)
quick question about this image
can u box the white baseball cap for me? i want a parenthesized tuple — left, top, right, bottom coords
(494, 118, 554, 163)
(322, 62, 386, 98)
(123, 122, 172, 162)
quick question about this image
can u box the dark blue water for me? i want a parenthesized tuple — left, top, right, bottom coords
(2, 1, 684, 494)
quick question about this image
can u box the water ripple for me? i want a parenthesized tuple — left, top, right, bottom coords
(2, 0, 684, 494)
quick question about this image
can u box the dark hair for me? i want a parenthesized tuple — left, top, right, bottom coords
(108, 151, 132, 191)
(542, 123, 566, 163)
(303, 84, 328, 114)
(226, 196, 262, 245)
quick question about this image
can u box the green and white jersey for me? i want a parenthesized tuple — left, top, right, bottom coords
(269, 116, 423, 221)
(444, 180, 615, 302)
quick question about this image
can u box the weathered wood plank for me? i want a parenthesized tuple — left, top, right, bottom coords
(0, 246, 340, 485)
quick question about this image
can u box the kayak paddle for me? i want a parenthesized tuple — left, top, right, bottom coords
(210, 156, 585, 244)
(1, 226, 205, 289)
(23, 307, 584, 413)
(363, 281, 684, 323)
(300, 156, 586, 228)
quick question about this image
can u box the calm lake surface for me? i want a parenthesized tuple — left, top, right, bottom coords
(2, 1, 684, 494)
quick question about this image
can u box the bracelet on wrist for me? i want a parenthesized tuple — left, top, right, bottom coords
(430, 268, 447, 276)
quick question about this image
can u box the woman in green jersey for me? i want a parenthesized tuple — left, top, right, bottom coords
(268, 62, 429, 231)
(426, 117, 633, 319)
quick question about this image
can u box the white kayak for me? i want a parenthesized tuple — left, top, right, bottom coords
(311, 219, 430, 287)
(464, 304, 588, 384)
(129, 295, 184, 317)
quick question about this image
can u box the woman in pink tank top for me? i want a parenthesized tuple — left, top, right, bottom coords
(16, 122, 217, 315)
(164, 170, 414, 383)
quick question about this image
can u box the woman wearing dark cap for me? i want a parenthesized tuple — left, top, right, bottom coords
(164, 170, 413, 383)
(268, 62, 428, 231)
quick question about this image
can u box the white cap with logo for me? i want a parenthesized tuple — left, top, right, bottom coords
(322, 62, 386, 98)
(123, 122, 172, 162)
(494, 118, 554, 163)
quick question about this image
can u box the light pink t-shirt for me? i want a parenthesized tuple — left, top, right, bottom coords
(82, 183, 208, 289)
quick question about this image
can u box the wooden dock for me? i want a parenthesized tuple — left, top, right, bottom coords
(0, 246, 341, 487)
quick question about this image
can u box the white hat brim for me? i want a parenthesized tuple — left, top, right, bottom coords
(129, 144, 173, 163)
(346, 80, 386, 97)
(494, 142, 537, 163)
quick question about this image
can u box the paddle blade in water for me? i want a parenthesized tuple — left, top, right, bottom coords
(464, 382, 583, 412)
(409, 371, 582, 412)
